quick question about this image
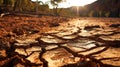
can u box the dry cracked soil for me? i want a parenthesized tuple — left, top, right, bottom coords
(0, 14, 120, 67)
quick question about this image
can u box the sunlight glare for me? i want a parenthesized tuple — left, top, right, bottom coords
(32, 0, 97, 8)
(67, 0, 97, 6)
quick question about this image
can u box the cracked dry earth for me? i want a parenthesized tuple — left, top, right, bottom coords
(0, 15, 120, 67)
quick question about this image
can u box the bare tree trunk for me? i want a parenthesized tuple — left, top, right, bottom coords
(36, 0, 38, 13)
(13, 0, 22, 11)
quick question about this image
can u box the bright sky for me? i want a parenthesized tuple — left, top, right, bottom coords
(32, 0, 97, 8)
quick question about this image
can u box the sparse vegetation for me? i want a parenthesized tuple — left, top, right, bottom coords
(0, 0, 119, 17)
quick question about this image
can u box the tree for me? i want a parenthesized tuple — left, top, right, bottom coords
(0, 0, 3, 5)
(3, 0, 12, 5)
(13, 0, 35, 12)
(13, 0, 22, 11)
(50, 0, 63, 16)
(105, 12, 110, 17)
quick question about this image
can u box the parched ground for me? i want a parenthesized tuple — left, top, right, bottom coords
(0, 14, 120, 67)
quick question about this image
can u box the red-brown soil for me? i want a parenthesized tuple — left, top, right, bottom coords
(0, 14, 120, 67)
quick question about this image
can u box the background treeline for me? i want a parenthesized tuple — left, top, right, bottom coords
(78, 0, 120, 17)
(0, 0, 120, 17)
(0, 0, 50, 14)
